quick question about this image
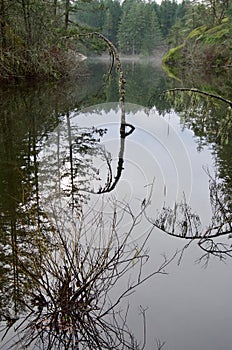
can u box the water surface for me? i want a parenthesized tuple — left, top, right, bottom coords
(0, 59, 231, 350)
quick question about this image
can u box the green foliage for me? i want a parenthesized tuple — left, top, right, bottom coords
(0, 0, 190, 81)
(186, 25, 208, 39)
(199, 23, 229, 44)
(117, 1, 145, 54)
(117, 1, 163, 55)
(167, 1, 213, 48)
(4, 0, 227, 80)
(163, 15, 232, 70)
(162, 44, 184, 64)
(0, 0, 108, 81)
(156, 0, 179, 37)
(102, 0, 122, 45)
(202, 0, 230, 24)
(73, 0, 186, 53)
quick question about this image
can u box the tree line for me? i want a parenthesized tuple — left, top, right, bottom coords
(0, 0, 231, 81)
(74, 0, 186, 54)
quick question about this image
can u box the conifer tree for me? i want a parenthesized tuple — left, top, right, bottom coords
(142, 6, 163, 54)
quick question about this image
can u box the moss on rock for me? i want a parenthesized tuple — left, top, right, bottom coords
(163, 20, 232, 71)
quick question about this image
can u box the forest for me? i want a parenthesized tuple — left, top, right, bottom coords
(1, 0, 231, 82)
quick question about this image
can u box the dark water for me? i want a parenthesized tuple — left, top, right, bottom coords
(0, 59, 232, 350)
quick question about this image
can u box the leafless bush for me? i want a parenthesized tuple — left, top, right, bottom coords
(1, 194, 176, 350)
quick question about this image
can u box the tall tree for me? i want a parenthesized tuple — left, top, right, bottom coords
(102, 0, 122, 46)
(0, 0, 7, 52)
(142, 6, 163, 54)
(157, 0, 178, 37)
(203, 0, 229, 23)
(65, 0, 70, 29)
(118, 0, 163, 55)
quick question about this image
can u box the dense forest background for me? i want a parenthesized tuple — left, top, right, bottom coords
(0, 0, 232, 81)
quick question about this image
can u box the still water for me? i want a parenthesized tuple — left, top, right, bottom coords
(0, 59, 232, 350)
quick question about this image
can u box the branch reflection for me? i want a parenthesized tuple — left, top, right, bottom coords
(39, 102, 136, 214)
(97, 103, 135, 194)
(1, 194, 173, 350)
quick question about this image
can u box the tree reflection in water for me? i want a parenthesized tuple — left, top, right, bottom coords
(1, 63, 232, 349)
(152, 88, 232, 265)
(0, 95, 174, 349)
(148, 170, 232, 266)
(1, 167, 231, 349)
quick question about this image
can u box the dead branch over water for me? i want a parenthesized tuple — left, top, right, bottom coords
(160, 88, 232, 108)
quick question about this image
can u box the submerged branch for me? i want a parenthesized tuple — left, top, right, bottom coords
(97, 123, 135, 194)
(160, 88, 232, 107)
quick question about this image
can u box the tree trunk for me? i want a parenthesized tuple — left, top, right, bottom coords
(0, 0, 7, 53)
(65, 0, 69, 29)
(21, 0, 32, 44)
(54, 0, 57, 17)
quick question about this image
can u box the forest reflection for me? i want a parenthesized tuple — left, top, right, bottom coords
(38, 102, 138, 216)
(0, 62, 232, 349)
(155, 88, 232, 263)
(160, 88, 232, 201)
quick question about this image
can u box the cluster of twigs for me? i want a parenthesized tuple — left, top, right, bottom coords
(1, 193, 174, 350)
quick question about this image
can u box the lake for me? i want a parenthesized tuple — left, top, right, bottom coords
(0, 57, 232, 350)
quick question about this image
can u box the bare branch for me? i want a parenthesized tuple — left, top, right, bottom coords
(160, 88, 232, 107)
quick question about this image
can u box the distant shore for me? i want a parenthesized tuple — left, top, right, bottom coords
(91, 47, 167, 66)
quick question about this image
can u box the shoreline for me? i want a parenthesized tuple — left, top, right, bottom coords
(90, 47, 167, 66)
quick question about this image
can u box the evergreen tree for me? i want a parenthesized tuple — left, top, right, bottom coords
(142, 6, 163, 54)
(132, 2, 147, 54)
(117, 1, 137, 54)
(167, 18, 184, 47)
(102, 0, 122, 46)
(226, 0, 232, 46)
(157, 0, 178, 37)
(184, 1, 212, 29)
(103, 9, 113, 38)
(118, 0, 163, 55)
(73, 0, 105, 30)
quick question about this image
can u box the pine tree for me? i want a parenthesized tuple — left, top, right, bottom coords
(142, 6, 163, 54)
(103, 9, 113, 39)
(157, 0, 178, 37)
(102, 0, 122, 46)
